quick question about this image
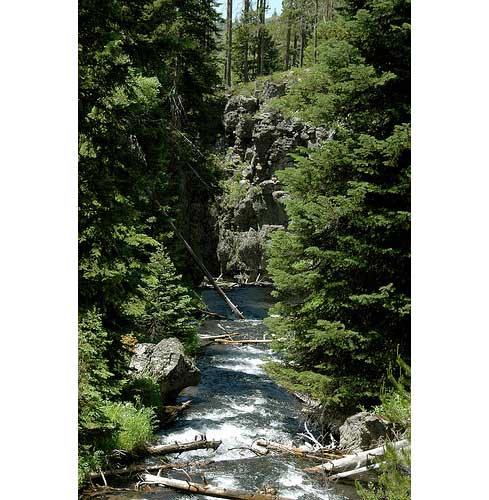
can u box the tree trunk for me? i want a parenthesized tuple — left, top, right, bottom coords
(305, 440, 409, 474)
(299, 16, 304, 68)
(142, 475, 295, 500)
(146, 439, 222, 456)
(225, 0, 233, 86)
(214, 339, 272, 344)
(326, 462, 381, 482)
(243, 0, 250, 82)
(89, 459, 213, 481)
(254, 439, 344, 460)
(292, 32, 297, 67)
(284, 17, 291, 70)
(165, 216, 245, 319)
(313, 0, 318, 64)
(258, 0, 266, 76)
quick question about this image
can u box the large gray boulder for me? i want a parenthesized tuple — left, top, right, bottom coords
(129, 338, 200, 403)
(339, 412, 394, 452)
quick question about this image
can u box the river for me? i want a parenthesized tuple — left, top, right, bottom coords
(100, 286, 360, 500)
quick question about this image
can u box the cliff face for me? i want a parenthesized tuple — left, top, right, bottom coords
(215, 81, 330, 282)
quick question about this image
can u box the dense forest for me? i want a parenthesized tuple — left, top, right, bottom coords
(78, 0, 410, 498)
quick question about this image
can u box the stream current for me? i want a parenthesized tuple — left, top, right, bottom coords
(103, 286, 360, 500)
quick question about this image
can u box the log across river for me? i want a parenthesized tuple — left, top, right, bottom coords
(97, 286, 361, 500)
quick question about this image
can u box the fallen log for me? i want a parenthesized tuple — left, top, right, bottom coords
(197, 308, 227, 320)
(146, 439, 222, 456)
(255, 439, 344, 461)
(199, 333, 240, 340)
(305, 439, 409, 474)
(89, 459, 213, 480)
(326, 462, 381, 482)
(214, 339, 272, 344)
(160, 400, 192, 426)
(163, 212, 245, 320)
(142, 474, 295, 500)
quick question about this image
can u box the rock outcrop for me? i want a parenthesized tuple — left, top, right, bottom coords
(129, 338, 200, 403)
(339, 412, 394, 452)
(216, 80, 331, 281)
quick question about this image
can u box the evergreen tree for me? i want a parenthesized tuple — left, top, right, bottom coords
(265, 0, 411, 415)
(78, 0, 221, 481)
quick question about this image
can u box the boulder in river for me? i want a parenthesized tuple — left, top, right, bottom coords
(129, 338, 200, 403)
(339, 411, 394, 452)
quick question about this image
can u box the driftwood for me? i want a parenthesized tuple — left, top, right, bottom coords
(326, 462, 381, 482)
(163, 214, 245, 320)
(198, 308, 227, 320)
(146, 439, 222, 456)
(305, 439, 409, 474)
(160, 400, 192, 426)
(154, 196, 244, 319)
(214, 339, 273, 345)
(89, 459, 213, 481)
(254, 439, 344, 461)
(199, 333, 240, 340)
(142, 474, 295, 500)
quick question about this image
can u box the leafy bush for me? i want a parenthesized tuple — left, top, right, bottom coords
(78, 447, 107, 489)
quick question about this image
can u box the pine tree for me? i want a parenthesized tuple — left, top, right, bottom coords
(265, 0, 411, 415)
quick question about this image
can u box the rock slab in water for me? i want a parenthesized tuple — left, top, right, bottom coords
(339, 412, 393, 452)
(130, 338, 200, 403)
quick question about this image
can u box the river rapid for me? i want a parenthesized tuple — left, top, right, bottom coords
(100, 286, 360, 500)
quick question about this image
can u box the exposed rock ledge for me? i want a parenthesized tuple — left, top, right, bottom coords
(129, 338, 200, 404)
(216, 81, 333, 282)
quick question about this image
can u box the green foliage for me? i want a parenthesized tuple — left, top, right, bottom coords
(78, 309, 119, 444)
(265, 0, 410, 415)
(78, 447, 107, 489)
(232, 22, 279, 83)
(123, 245, 199, 352)
(121, 377, 164, 415)
(79, 0, 221, 482)
(357, 358, 411, 500)
(374, 356, 411, 432)
(101, 402, 157, 453)
(356, 443, 411, 500)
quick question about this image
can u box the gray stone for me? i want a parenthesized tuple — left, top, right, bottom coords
(224, 95, 258, 114)
(130, 338, 200, 403)
(339, 412, 394, 452)
(262, 81, 287, 100)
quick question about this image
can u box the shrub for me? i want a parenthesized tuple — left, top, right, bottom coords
(102, 402, 157, 453)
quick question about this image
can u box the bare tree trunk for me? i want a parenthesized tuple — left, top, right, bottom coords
(305, 440, 409, 474)
(243, 0, 250, 82)
(254, 439, 344, 460)
(214, 339, 272, 344)
(258, 0, 266, 76)
(313, 0, 318, 64)
(142, 475, 295, 500)
(225, 0, 233, 86)
(284, 16, 291, 70)
(299, 16, 304, 68)
(146, 439, 222, 456)
(165, 216, 245, 319)
(89, 459, 213, 481)
(292, 31, 297, 67)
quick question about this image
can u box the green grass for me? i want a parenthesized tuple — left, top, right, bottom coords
(102, 401, 157, 453)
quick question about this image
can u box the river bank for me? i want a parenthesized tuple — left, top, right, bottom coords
(82, 286, 362, 500)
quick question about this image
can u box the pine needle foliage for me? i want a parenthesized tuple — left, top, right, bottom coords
(265, 0, 410, 416)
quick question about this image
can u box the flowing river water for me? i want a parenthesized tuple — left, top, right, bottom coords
(101, 286, 360, 500)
